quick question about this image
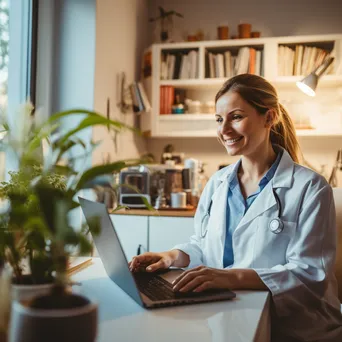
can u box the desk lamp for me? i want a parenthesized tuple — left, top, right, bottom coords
(296, 57, 334, 97)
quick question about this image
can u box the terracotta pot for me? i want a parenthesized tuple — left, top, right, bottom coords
(251, 31, 261, 38)
(217, 26, 229, 40)
(238, 23, 251, 38)
(8, 294, 98, 342)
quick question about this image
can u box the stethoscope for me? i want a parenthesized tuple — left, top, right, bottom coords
(200, 188, 284, 238)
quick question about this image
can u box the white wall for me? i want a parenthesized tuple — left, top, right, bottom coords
(92, 0, 149, 165)
(147, 0, 342, 43)
(146, 0, 342, 182)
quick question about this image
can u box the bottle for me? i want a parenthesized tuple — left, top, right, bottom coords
(198, 161, 209, 196)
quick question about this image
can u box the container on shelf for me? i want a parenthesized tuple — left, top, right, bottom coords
(238, 23, 251, 38)
(188, 100, 201, 114)
(172, 104, 185, 114)
(217, 26, 229, 40)
(201, 101, 216, 114)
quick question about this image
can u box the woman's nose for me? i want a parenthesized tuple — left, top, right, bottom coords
(219, 120, 232, 135)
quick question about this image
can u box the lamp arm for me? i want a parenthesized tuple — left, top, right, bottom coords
(314, 57, 334, 77)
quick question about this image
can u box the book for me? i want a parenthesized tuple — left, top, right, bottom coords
(224, 50, 231, 77)
(255, 50, 261, 76)
(137, 82, 151, 112)
(208, 52, 215, 78)
(216, 53, 225, 78)
(248, 48, 256, 74)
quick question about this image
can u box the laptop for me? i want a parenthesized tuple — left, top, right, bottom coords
(79, 197, 236, 308)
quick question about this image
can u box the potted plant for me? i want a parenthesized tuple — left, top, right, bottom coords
(0, 103, 145, 342)
(149, 6, 184, 42)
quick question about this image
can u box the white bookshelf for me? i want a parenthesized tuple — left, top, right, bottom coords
(141, 34, 342, 138)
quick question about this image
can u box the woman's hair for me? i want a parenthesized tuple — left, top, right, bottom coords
(215, 74, 301, 163)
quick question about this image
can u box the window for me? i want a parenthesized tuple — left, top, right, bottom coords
(0, 0, 36, 179)
(0, 0, 9, 180)
(0, 0, 9, 107)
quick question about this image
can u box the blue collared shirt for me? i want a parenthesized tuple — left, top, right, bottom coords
(223, 151, 282, 268)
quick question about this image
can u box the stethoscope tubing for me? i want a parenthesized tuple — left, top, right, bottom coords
(200, 188, 284, 238)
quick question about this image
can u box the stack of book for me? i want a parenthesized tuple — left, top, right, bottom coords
(278, 45, 334, 76)
(207, 47, 263, 78)
(160, 85, 175, 114)
(130, 82, 151, 113)
(160, 50, 199, 80)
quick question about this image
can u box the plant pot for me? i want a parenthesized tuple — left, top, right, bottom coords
(8, 293, 98, 342)
(11, 283, 55, 303)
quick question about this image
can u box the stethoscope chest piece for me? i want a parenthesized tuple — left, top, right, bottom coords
(269, 218, 284, 234)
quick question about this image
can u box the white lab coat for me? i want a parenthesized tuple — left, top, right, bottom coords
(173, 148, 342, 341)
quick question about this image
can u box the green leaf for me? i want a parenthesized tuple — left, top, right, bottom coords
(76, 233, 93, 255)
(110, 205, 129, 213)
(59, 115, 137, 146)
(48, 109, 99, 123)
(27, 123, 59, 154)
(84, 215, 101, 236)
(75, 161, 126, 190)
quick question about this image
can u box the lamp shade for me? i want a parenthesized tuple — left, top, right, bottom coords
(296, 56, 334, 96)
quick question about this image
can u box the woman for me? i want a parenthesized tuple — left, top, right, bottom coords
(130, 74, 342, 341)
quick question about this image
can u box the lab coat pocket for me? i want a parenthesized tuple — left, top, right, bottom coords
(253, 216, 297, 268)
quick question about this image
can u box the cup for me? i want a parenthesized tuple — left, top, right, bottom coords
(251, 31, 261, 38)
(238, 23, 251, 38)
(171, 192, 187, 208)
(217, 26, 229, 40)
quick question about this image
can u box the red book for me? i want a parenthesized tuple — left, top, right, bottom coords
(249, 48, 256, 74)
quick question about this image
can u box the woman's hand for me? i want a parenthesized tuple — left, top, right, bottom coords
(129, 251, 177, 272)
(172, 266, 237, 292)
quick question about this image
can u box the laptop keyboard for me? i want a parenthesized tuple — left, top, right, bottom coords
(134, 272, 227, 302)
(134, 273, 178, 301)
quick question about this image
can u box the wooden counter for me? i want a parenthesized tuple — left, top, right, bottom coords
(110, 207, 196, 217)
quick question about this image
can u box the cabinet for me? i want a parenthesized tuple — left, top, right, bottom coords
(110, 215, 148, 262)
(149, 217, 195, 252)
(141, 34, 342, 138)
(109, 214, 194, 258)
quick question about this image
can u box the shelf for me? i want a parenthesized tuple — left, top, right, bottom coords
(159, 114, 215, 121)
(153, 130, 342, 138)
(296, 130, 342, 137)
(159, 75, 342, 90)
(160, 78, 227, 89)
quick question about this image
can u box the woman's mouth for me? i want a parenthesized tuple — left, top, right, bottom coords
(224, 136, 243, 146)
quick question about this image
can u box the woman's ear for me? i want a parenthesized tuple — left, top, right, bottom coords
(265, 110, 276, 128)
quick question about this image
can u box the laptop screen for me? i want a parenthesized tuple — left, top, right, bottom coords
(79, 197, 143, 306)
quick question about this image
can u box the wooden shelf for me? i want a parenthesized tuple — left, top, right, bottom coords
(159, 114, 215, 121)
(160, 75, 342, 89)
(160, 78, 226, 89)
(296, 130, 342, 137)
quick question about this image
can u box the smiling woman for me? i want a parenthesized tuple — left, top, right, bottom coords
(131, 74, 342, 341)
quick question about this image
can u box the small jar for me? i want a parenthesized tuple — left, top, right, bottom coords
(172, 104, 185, 114)
(188, 101, 201, 114)
(201, 101, 216, 114)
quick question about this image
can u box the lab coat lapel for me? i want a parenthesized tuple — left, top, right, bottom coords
(235, 183, 277, 232)
(210, 179, 229, 242)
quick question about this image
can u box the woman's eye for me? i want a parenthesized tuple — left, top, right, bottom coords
(232, 115, 242, 120)
(216, 117, 223, 123)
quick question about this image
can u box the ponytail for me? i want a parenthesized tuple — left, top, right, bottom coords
(271, 103, 300, 163)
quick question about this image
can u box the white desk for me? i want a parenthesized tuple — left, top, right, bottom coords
(72, 258, 270, 342)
